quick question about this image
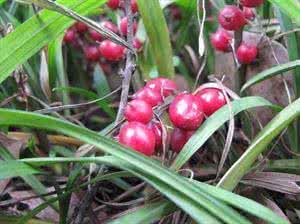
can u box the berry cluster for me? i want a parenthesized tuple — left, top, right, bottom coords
(117, 78, 227, 156)
(210, 0, 264, 64)
(63, 0, 142, 65)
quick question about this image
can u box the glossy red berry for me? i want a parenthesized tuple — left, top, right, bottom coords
(169, 93, 204, 130)
(119, 122, 156, 156)
(196, 88, 226, 116)
(240, 0, 264, 8)
(89, 29, 102, 41)
(210, 29, 232, 52)
(124, 99, 153, 124)
(146, 78, 178, 98)
(98, 40, 125, 61)
(101, 21, 119, 34)
(148, 122, 162, 149)
(133, 38, 143, 51)
(133, 87, 163, 107)
(64, 29, 76, 43)
(237, 43, 258, 64)
(218, 6, 246, 31)
(120, 17, 137, 35)
(243, 7, 255, 20)
(107, 0, 120, 9)
(84, 46, 100, 61)
(75, 22, 88, 33)
(131, 0, 138, 13)
(171, 128, 194, 153)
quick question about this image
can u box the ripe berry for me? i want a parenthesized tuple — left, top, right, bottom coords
(131, 0, 138, 13)
(64, 29, 76, 43)
(133, 87, 163, 107)
(89, 29, 102, 41)
(84, 46, 100, 61)
(237, 43, 258, 64)
(196, 88, 226, 116)
(210, 29, 232, 52)
(120, 17, 137, 35)
(146, 78, 178, 98)
(98, 40, 125, 61)
(133, 38, 143, 51)
(171, 128, 194, 153)
(75, 22, 88, 33)
(124, 99, 153, 124)
(243, 7, 255, 20)
(218, 6, 246, 31)
(119, 122, 156, 156)
(148, 122, 162, 149)
(169, 93, 204, 130)
(107, 0, 120, 9)
(101, 21, 119, 34)
(240, 0, 264, 8)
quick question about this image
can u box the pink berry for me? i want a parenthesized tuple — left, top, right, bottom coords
(243, 7, 255, 20)
(131, 0, 138, 13)
(119, 122, 156, 156)
(98, 40, 125, 61)
(120, 17, 137, 35)
(210, 29, 232, 52)
(148, 122, 163, 149)
(64, 29, 76, 43)
(101, 21, 119, 34)
(133, 87, 163, 107)
(89, 29, 102, 41)
(146, 78, 178, 98)
(75, 22, 88, 33)
(240, 0, 264, 7)
(107, 0, 120, 9)
(124, 99, 153, 124)
(196, 88, 226, 116)
(84, 46, 100, 61)
(171, 128, 194, 153)
(169, 93, 204, 130)
(237, 43, 258, 64)
(133, 38, 143, 51)
(218, 6, 246, 31)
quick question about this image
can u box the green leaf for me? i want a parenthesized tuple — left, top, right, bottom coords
(241, 60, 300, 92)
(267, 0, 300, 25)
(0, 0, 106, 84)
(218, 97, 300, 191)
(137, 0, 175, 78)
(171, 97, 281, 170)
(0, 160, 40, 179)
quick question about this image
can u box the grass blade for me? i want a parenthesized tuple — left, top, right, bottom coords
(267, 0, 300, 25)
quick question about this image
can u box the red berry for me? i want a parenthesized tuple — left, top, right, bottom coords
(107, 0, 120, 9)
(133, 38, 143, 51)
(64, 29, 76, 43)
(131, 0, 138, 13)
(75, 22, 88, 33)
(98, 40, 125, 61)
(210, 29, 232, 52)
(170, 5, 181, 20)
(240, 0, 264, 7)
(146, 78, 178, 98)
(236, 43, 258, 64)
(171, 128, 194, 153)
(101, 21, 119, 34)
(120, 17, 137, 35)
(124, 99, 153, 124)
(89, 29, 102, 41)
(218, 6, 246, 31)
(119, 122, 156, 156)
(243, 7, 255, 20)
(196, 88, 226, 116)
(148, 122, 163, 149)
(133, 87, 163, 107)
(169, 93, 204, 130)
(84, 46, 100, 61)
